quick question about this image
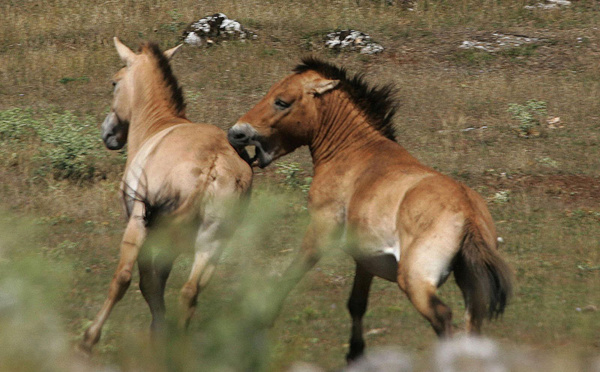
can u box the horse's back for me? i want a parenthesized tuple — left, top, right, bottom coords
(123, 123, 252, 218)
(149, 122, 248, 173)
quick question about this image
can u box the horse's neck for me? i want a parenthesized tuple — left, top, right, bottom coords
(310, 95, 391, 168)
(127, 91, 186, 159)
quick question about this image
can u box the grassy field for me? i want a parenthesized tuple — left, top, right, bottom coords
(1, 0, 599, 370)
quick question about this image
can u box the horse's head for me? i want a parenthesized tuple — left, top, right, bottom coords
(228, 69, 339, 168)
(101, 37, 182, 150)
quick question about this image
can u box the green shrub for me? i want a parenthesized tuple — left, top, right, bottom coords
(0, 108, 38, 140)
(35, 111, 108, 181)
(0, 107, 123, 181)
(507, 99, 547, 137)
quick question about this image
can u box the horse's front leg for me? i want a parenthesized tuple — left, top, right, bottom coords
(261, 215, 338, 327)
(346, 262, 374, 363)
(80, 207, 147, 353)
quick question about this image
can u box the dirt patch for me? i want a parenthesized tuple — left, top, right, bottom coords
(483, 173, 600, 208)
(376, 27, 599, 74)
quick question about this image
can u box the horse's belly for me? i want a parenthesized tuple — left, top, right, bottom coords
(347, 239, 400, 282)
(355, 252, 399, 282)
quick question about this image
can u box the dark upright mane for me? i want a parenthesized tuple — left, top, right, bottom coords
(294, 57, 398, 142)
(141, 42, 186, 116)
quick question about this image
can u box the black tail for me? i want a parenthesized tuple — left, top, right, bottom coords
(454, 221, 513, 326)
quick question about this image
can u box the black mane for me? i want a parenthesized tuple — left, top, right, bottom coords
(142, 42, 186, 116)
(294, 57, 398, 142)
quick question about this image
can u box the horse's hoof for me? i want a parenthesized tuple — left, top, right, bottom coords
(346, 340, 365, 364)
(346, 351, 363, 364)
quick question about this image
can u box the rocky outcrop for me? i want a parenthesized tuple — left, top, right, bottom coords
(182, 13, 257, 47)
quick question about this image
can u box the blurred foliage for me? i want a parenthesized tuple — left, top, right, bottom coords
(0, 213, 73, 372)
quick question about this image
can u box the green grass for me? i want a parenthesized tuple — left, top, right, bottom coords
(0, 0, 599, 370)
(452, 49, 497, 66)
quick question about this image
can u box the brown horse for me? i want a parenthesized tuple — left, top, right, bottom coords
(79, 38, 252, 353)
(228, 57, 513, 362)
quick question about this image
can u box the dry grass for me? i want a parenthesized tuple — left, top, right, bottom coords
(0, 0, 599, 371)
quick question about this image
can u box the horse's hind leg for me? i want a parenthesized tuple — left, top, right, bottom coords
(80, 212, 147, 353)
(346, 263, 374, 363)
(178, 252, 218, 329)
(397, 240, 456, 337)
(178, 220, 223, 329)
(138, 247, 175, 333)
(400, 277, 453, 337)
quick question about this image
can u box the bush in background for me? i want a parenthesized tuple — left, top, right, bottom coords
(0, 108, 124, 182)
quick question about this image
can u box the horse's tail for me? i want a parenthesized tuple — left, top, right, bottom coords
(454, 219, 513, 330)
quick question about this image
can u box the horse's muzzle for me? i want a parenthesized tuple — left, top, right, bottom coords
(227, 123, 255, 148)
(101, 112, 128, 150)
(227, 123, 272, 168)
(228, 123, 258, 166)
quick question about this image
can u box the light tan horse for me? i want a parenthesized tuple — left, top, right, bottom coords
(79, 38, 252, 353)
(228, 57, 513, 362)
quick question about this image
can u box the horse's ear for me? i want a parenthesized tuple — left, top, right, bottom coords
(164, 44, 183, 60)
(305, 78, 339, 96)
(113, 37, 136, 65)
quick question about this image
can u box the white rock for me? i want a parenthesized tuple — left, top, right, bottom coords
(324, 30, 384, 54)
(184, 32, 203, 46)
(525, 0, 571, 9)
(459, 33, 541, 53)
(183, 13, 256, 46)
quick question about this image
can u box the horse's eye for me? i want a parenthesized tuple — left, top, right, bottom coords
(274, 98, 291, 110)
(112, 81, 117, 88)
